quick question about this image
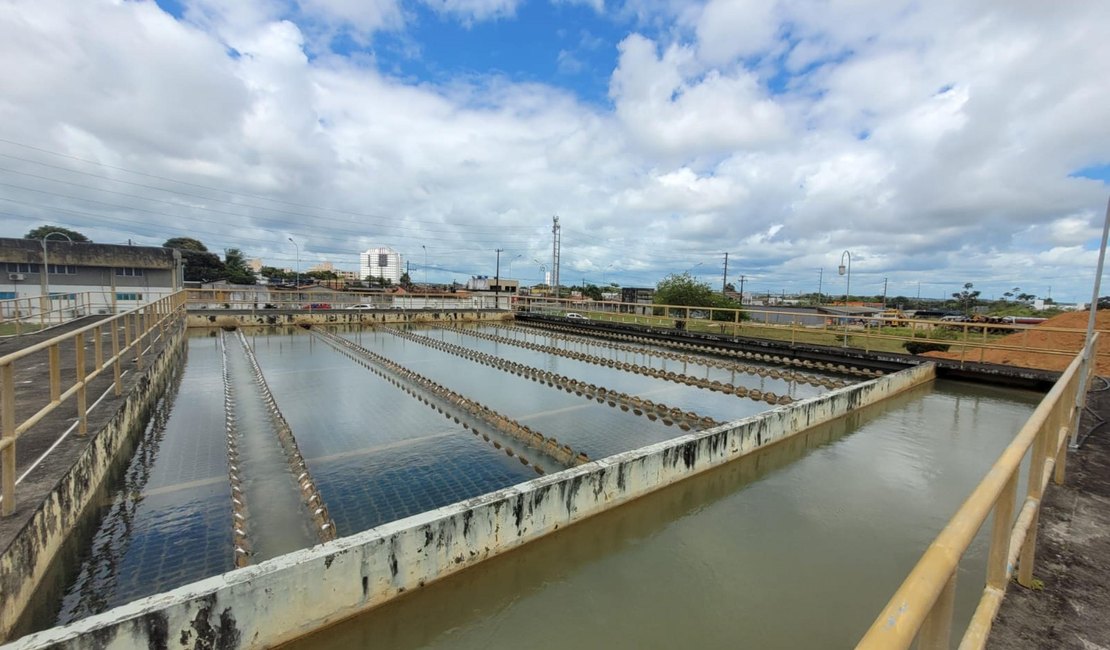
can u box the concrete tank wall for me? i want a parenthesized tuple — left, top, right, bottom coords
(5, 363, 936, 650)
(185, 310, 512, 328)
(0, 326, 188, 641)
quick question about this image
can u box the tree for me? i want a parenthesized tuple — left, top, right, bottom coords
(952, 282, 981, 315)
(654, 272, 744, 321)
(399, 271, 412, 288)
(25, 225, 90, 242)
(163, 237, 207, 252)
(164, 237, 225, 282)
(223, 248, 256, 285)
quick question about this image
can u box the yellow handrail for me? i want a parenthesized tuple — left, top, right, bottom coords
(0, 291, 187, 516)
(857, 333, 1094, 649)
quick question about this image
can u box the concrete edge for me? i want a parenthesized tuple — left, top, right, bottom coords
(0, 326, 188, 641)
(3, 362, 937, 650)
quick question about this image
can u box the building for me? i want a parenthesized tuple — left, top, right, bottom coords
(359, 247, 403, 284)
(620, 287, 655, 314)
(1, 237, 182, 315)
(466, 275, 519, 294)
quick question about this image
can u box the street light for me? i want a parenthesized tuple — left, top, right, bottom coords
(838, 250, 852, 304)
(533, 258, 547, 285)
(838, 250, 852, 348)
(685, 262, 703, 276)
(288, 237, 300, 288)
(41, 232, 72, 323)
(507, 254, 522, 279)
(422, 245, 428, 289)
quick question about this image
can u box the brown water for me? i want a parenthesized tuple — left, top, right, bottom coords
(283, 379, 1040, 649)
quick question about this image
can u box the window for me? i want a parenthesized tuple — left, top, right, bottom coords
(49, 292, 77, 301)
(47, 264, 77, 274)
(377, 254, 389, 267)
(0, 292, 16, 300)
(115, 293, 143, 301)
(115, 267, 144, 277)
(5, 262, 39, 273)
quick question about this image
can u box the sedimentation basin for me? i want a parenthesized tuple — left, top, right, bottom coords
(3, 318, 1042, 648)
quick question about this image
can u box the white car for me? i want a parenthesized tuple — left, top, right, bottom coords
(345, 304, 376, 310)
(565, 312, 589, 321)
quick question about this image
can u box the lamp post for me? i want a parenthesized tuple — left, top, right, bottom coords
(507, 254, 522, 279)
(41, 232, 72, 324)
(422, 245, 428, 289)
(533, 258, 547, 289)
(685, 262, 703, 277)
(838, 250, 852, 348)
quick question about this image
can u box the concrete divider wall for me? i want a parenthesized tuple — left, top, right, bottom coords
(185, 310, 511, 328)
(5, 362, 936, 650)
(0, 325, 188, 642)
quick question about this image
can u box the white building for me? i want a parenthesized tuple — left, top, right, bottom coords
(359, 247, 403, 284)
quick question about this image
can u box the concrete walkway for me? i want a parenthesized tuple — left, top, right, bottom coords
(987, 383, 1110, 649)
(0, 316, 171, 551)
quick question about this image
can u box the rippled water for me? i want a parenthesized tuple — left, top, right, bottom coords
(284, 379, 1041, 650)
(40, 324, 1039, 646)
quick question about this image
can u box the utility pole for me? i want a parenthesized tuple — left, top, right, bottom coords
(738, 274, 746, 303)
(551, 215, 561, 305)
(495, 248, 503, 309)
(817, 268, 823, 305)
(722, 252, 729, 293)
(883, 277, 888, 308)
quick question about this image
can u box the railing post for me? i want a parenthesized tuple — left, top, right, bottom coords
(94, 325, 104, 370)
(112, 316, 122, 396)
(1018, 424, 1050, 587)
(49, 343, 61, 405)
(987, 474, 1018, 590)
(1, 363, 16, 516)
(75, 331, 88, 435)
(918, 571, 957, 649)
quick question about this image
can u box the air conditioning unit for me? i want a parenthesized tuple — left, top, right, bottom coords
(8, 273, 24, 281)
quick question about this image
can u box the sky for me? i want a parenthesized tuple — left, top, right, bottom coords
(1, 0, 1109, 303)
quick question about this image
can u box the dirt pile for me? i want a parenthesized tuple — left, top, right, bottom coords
(923, 310, 1110, 374)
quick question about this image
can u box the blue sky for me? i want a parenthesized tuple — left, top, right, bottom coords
(2, 0, 1110, 302)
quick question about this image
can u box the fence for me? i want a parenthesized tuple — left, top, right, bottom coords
(856, 333, 1096, 649)
(184, 288, 509, 311)
(0, 292, 98, 336)
(513, 296, 1110, 370)
(0, 291, 187, 516)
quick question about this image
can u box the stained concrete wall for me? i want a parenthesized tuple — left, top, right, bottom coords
(185, 309, 512, 328)
(4, 363, 936, 650)
(0, 326, 187, 642)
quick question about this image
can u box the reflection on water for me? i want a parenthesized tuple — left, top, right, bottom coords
(38, 324, 1042, 647)
(284, 379, 1040, 650)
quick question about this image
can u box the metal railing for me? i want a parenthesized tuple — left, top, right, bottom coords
(184, 288, 508, 311)
(856, 332, 1097, 649)
(0, 292, 98, 336)
(0, 291, 187, 516)
(513, 296, 1110, 369)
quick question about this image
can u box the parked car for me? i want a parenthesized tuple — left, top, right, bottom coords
(565, 312, 589, 321)
(345, 304, 376, 310)
(305, 303, 332, 310)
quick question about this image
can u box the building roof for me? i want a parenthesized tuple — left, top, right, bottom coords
(0, 238, 179, 268)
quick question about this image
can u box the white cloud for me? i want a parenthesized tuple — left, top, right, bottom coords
(419, 0, 521, 23)
(0, 0, 1108, 301)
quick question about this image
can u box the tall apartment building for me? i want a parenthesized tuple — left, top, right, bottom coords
(359, 247, 403, 284)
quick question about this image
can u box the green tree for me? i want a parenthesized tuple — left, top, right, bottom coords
(952, 282, 981, 315)
(163, 237, 208, 252)
(654, 273, 744, 321)
(25, 225, 90, 242)
(223, 248, 256, 285)
(164, 237, 225, 282)
(400, 271, 412, 288)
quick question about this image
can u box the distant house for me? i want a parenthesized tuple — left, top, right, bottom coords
(0, 237, 182, 314)
(620, 287, 655, 314)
